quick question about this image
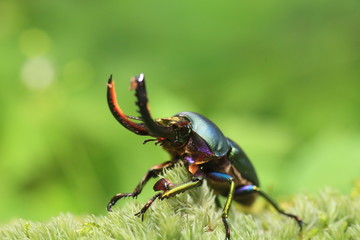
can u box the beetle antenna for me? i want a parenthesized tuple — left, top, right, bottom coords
(143, 139, 157, 145)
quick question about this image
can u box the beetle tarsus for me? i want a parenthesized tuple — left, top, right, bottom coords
(134, 193, 162, 221)
(283, 213, 303, 231)
(222, 217, 231, 240)
(107, 193, 138, 212)
(134, 211, 145, 221)
(256, 189, 303, 231)
(107, 161, 175, 212)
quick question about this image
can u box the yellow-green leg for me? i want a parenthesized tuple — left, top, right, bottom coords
(135, 177, 204, 219)
(207, 172, 235, 240)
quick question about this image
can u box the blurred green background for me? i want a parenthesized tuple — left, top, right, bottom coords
(0, 0, 359, 223)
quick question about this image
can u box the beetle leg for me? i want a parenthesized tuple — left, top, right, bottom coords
(215, 196, 222, 208)
(234, 185, 303, 230)
(132, 176, 204, 220)
(207, 172, 235, 240)
(134, 193, 162, 221)
(158, 176, 204, 199)
(258, 189, 303, 230)
(107, 75, 148, 135)
(107, 161, 174, 211)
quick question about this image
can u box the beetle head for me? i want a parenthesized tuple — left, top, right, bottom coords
(154, 116, 192, 146)
(107, 74, 191, 146)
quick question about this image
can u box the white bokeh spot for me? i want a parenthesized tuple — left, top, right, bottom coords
(21, 57, 55, 90)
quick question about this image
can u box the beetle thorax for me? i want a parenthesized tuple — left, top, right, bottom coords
(161, 131, 220, 165)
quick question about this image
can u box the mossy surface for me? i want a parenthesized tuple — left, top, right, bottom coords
(1, 165, 359, 240)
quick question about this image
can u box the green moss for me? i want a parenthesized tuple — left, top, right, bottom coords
(1, 164, 359, 240)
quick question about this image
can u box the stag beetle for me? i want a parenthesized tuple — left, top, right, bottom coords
(106, 73, 302, 240)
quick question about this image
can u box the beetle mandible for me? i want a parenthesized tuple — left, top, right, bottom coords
(106, 73, 302, 240)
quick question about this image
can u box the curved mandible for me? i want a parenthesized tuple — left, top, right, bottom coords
(107, 75, 148, 135)
(132, 73, 176, 141)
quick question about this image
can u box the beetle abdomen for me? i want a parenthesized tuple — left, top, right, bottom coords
(227, 138, 259, 187)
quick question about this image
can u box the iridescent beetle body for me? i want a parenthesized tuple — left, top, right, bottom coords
(106, 74, 302, 240)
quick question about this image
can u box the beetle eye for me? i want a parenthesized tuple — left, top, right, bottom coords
(179, 125, 191, 136)
(171, 124, 191, 146)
